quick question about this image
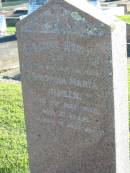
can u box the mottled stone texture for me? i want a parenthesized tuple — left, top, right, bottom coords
(17, 1, 129, 173)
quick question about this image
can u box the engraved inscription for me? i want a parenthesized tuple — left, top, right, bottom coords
(21, 5, 107, 143)
(24, 63, 99, 76)
(29, 72, 97, 89)
(29, 41, 89, 55)
(48, 89, 81, 100)
(24, 5, 107, 37)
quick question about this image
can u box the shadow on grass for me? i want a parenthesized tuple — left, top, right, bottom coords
(0, 35, 17, 43)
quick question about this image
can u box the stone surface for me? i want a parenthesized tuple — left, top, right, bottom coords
(17, 0, 130, 173)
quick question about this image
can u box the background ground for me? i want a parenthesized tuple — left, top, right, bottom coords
(0, 82, 29, 173)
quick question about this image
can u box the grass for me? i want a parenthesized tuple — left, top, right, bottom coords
(0, 82, 29, 173)
(118, 15, 130, 24)
(0, 65, 130, 173)
(7, 27, 16, 34)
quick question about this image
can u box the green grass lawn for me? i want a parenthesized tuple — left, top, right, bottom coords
(0, 82, 29, 173)
(0, 65, 130, 173)
(7, 27, 16, 35)
(118, 15, 130, 24)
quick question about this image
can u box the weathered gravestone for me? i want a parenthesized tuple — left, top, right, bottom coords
(17, 0, 130, 172)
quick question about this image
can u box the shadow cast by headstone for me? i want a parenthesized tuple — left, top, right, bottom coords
(3, 73, 21, 81)
(0, 35, 17, 43)
(13, 73, 21, 81)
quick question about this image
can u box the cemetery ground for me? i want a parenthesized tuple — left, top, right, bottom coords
(0, 64, 129, 173)
(7, 26, 16, 34)
(0, 82, 29, 173)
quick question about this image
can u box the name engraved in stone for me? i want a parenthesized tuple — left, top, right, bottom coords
(31, 63, 99, 76)
(69, 78, 96, 89)
(31, 41, 89, 55)
(30, 72, 97, 89)
(48, 89, 81, 100)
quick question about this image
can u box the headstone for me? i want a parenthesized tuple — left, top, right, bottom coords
(0, 15, 6, 35)
(28, 0, 48, 14)
(17, 0, 130, 173)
